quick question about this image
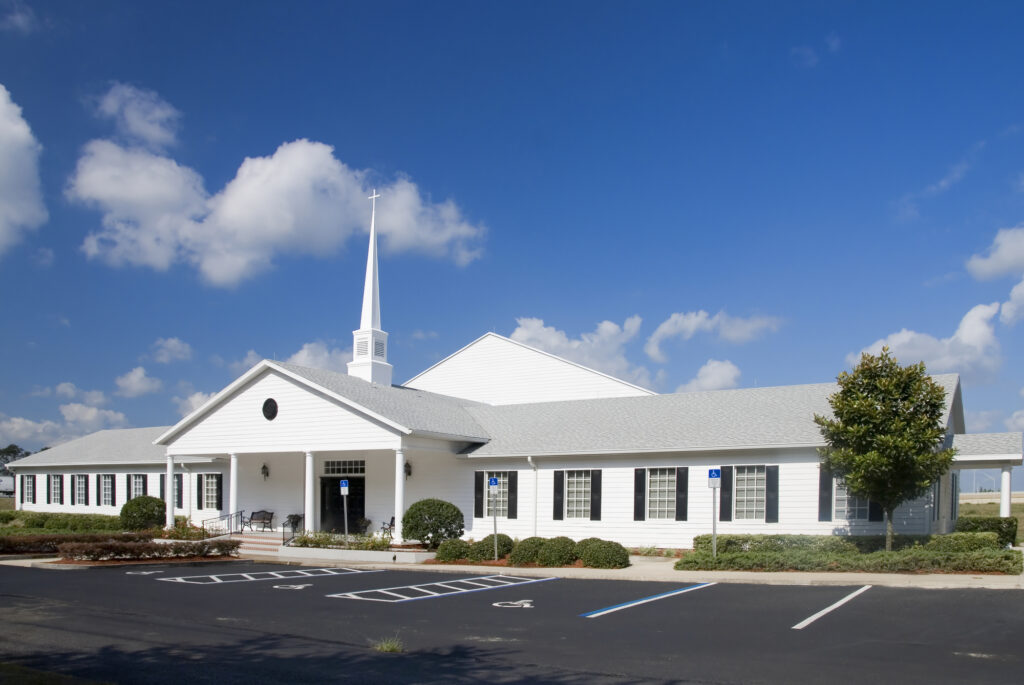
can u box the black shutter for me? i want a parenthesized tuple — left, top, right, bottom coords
(473, 472, 484, 518)
(160, 474, 165, 501)
(719, 466, 733, 522)
(84, 475, 90, 506)
(507, 471, 518, 520)
(215, 475, 223, 510)
(675, 467, 689, 521)
(58, 476, 64, 505)
(142, 474, 149, 498)
(96, 475, 101, 506)
(589, 470, 602, 521)
(634, 468, 646, 521)
(71, 476, 76, 506)
(869, 501, 884, 522)
(19, 475, 24, 504)
(765, 465, 779, 523)
(110, 474, 116, 506)
(553, 470, 564, 520)
(818, 466, 833, 521)
(175, 474, 183, 509)
(197, 474, 204, 510)
(125, 474, 132, 501)
(46, 475, 51, 504)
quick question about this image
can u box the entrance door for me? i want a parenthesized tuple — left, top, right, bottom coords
(319, 477, 366, 533)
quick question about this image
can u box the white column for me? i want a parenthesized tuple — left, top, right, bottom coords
(394, 449, 405, 542)
(165, 455, 175, 528)
(304, 451, 315, 532)
(1000, 465, 1012, 518)
(229, 453, 239, 520)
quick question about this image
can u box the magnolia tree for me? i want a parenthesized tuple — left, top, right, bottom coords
(814, 348, 956, 551)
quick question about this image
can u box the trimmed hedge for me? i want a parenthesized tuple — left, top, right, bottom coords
(289, 531, 390, 550)
(435, 539, 472, 562)
(923, 532, 1000, 553)
(574, 537, 605, 560)
(537, 536, 577, 567)
(0, 532, 152, 554)
(468, 534, 515, 561)
(57, 539, 241, 561)
(955, 516, 1018, 547)
(675, 548, 1023, 574)
(580, 540, 630, 569)
(401, 498, 465, 550)
(691, 534, 942, 555)
(4, 511, 123, 531)
(120, 495, 167, 530)
(509, 537, 546, 566)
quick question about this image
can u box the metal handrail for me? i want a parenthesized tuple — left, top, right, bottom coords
(201, 510, 242, 537)
(282, 514, 304, 546)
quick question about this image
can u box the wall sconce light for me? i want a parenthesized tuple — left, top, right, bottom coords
(404, 461, 412, 479)
(260, 463, 270, 480)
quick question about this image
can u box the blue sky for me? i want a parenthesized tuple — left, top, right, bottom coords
(1, 2, 1023, 486)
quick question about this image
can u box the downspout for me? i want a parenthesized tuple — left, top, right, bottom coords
(527, 456, 537, 538)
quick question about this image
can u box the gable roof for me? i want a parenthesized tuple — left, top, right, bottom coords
(155, 360, 490, 446)
(9, 427, 171, 468)
(461, 374, 964, 457)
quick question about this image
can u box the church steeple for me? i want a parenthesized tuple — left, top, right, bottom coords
(347, 190, 393, 386)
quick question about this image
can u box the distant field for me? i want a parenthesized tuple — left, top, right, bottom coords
(959, 502, 1023, 544)
(0, 498, 14, 511)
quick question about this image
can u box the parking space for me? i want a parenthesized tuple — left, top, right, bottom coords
(1, 562, 1021, 684)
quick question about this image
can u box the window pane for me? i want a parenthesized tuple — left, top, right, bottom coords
(648, 468, 676, 519)
(565, 470, 591, 519)
(735, 465, 766, 520)
(483, 471, 509, 517)
(324, 460, 366, 475)
(834, 480, 868, 520)
(205, 475, 219, 509)
(102, 475, 113, 506)
(76, 476, 87, 506)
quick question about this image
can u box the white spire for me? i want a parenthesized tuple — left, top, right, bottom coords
(348, 189, 393, 385)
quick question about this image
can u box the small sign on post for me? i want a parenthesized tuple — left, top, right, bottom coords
(708, 469, 721, 558)
(488, 477, 499, 560)
(339, 479, 350, 542)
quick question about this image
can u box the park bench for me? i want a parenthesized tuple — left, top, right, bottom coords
(242, 510, 274, 531)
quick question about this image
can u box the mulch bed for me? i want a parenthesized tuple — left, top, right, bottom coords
(50, 555, 239, 566)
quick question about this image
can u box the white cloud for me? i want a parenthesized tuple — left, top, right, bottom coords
(55, 382, 76, 399)
(644, 310, 781, 363)
(897, 142, 984, 221)
(847, 303, 1002, 382)
(97, 83, 180, 150)
(1006, 410, 1024, 432)
(51, 382, 107, 406)
(0, 1, 37, 33)
(966, 226, 1024, 325)
(33, 247, 53, 266)
(411, 330, 439, 340)
(174, 391, 213, 417)
(0, 403, 127, 449)
(790, 46, 819, 68)
(59, 403, 127, 432)
(965, 409, 1002, 432)
(0, 83, 47, 257)
(285, 341, 350, 373)
(229, 349, 264, 375)
(115, 366, 162, 397)
(676, 359, 741, 393)
(68, 86, 485, 287)
(152, 336, 192, 363)
(509, 316, 652, 388)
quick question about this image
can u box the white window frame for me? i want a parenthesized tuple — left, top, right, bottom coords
(101, 475, 113, 506)
(75, 475, 87, 506)
(323, 460, 366, 475)
(205, 474, 220, 510)
(834, 479, 869, 521)
(50, 475, 62, 504)
(647, 468, 676, 520)
(734, 465, 766, 521)
(24, 476, 34, 503)
(483, 471, 509, 518)
(132, 474, 146, 499)
(565, 470, 591, 519)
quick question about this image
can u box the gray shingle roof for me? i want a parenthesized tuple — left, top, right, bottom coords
(8, 427, 171, 468)
(952, 432, 1023, 456)
(271, 362, 490, 441)
(462, 374, 963, 457)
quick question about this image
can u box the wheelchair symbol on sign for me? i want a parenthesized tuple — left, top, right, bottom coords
(273, 584, 312, 590)
(493, 599, 534, 608)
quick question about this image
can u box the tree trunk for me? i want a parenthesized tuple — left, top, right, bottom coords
(885, 509, 894, 552)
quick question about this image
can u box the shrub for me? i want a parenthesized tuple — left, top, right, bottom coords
(581, 540, 630, 569)
(674, 548, 1023, 574)
(0, 511, 17, 524)
(120, 496, 167, 531)
(401, 498, 464, 550)
(955, 516, 1018, 547)
(468, 533, 515, 561)
(0, 532, 152, 554)
(923, 532, 1000, 553)
(57, 539, 240, 561)
(537, 536, 577, 567)
(356, 535, 391, 551)
(690, 534, 940, 555)
(509, 537, 546, 566)
(574, 537, 605, 560)
(435, 539, 472, 562)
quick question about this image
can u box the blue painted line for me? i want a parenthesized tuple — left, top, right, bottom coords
(579, 582, 717, 618)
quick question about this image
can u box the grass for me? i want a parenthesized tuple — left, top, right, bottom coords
(371, 635, 404, 653)
(959, 502, 1024, 544)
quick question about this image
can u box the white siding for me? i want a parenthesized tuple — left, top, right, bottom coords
(166, 369, 400, 455)
(404, 333, 653, 405)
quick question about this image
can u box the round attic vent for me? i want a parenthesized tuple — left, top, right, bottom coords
(262, 398, 278, 421)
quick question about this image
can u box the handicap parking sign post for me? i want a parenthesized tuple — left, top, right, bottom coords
(708, 469, 721, 558)
(489, 477, 499, 560)
(339, 480, 349, 539)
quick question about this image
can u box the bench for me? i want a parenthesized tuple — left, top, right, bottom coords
(243, 510, 274, 531)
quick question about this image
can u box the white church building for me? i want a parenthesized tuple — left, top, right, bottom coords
(10, 195, 1024, 548)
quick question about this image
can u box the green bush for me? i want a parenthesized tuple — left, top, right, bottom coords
(0, 532, 152, 554)
(675, 548, 1023, 574)
(923, 532, 1000, 553)
(57, 539, 241, 561)
(401, 498, 464, 550)
(537, 536, 577, 567)
(0, 511, 123, 532)
(690, 533, 939, 555)
(0, 511, 17, 524)
(509, 537, 546, 566)
(468, 533, 515, 561)
(120, 496, 167, 531)
(581, 540, 630, 569)
(574, 537, 604, 560)
(435, 539, 472, 562)
(955, 516, 1018, 547)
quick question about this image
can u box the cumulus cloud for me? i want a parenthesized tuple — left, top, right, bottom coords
(115, 366, 162, 397)
(676, 359, 741, 393)
(644, 310, 781, 363)
(509, 316, 652, 388)
(174, 391, 213, 417)
(0, 403, 127, 449)
(0, 83, 47, 257)
(68, 85, 485, 287)
(847, 303, 1001, 382)
(52, 382, 107, 406)
(1006, 410, 1024, 432)
(59, 403, 127, 432)
(97, 83, 179, 150)
(285, 341, 350, 373)
(152, 337, 192, 363)
(965, 409, 1002, 432)
(0, 1, 37, 33)
(966, 226, 1024, 324)
(229, 349, 264, 375)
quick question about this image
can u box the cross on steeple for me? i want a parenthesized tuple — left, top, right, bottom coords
(347, 189, 393, 386)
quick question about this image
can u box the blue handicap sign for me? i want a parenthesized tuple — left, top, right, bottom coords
(708, 469, 721, 479)
(339, 479, 349, 488)
(488, 477, 499, 486)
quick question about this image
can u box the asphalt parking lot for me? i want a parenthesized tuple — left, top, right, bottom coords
(1, 561, 1021, 684)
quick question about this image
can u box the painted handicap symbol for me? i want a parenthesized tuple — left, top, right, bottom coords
(492, 599, 534, 608)
(126, 571, 163, 575)
(273, 584, 313, 590)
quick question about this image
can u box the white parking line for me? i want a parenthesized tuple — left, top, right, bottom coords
(791, 585, 872, 630)
(158, 567, 381, 585)
(328, 575, 557, 603)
